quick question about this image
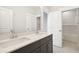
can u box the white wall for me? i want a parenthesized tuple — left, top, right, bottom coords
(43, 6, 79, 13)
(1, 6, 26, 33)
(62, 9, 77, 25)
(62, 8, 79, 43)
(26, 14, 36, 32)
(25, 6, 41, 16)
(25, 7, 41, 32)
(1, 6, 41, 33)
(43, 12, 48, 32)
(0, 7, 13, 33)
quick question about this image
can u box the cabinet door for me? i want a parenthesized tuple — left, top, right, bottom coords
(41, 41, 53, 53)
(47, 41, 53, 53)
(32, 48, 41, 53)
(41, 44, 48, 53)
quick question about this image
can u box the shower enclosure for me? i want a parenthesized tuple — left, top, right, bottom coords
(62, 8, 79, 44)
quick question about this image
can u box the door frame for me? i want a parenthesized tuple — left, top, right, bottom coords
(40, 7, 79, 47)
(61, 7, 79, 47)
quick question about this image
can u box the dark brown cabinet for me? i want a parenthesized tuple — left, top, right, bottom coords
(47, 41, 53, 53)
(11, 34, 53, 53)
(32, 48, 41, 53)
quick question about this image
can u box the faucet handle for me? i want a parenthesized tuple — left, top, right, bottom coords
(10, 29, 14, 33)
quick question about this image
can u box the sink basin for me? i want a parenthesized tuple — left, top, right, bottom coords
(19, 37, 30, 40)
(0, 36, 30, 48)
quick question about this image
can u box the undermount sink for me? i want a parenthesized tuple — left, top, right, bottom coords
(0, 36, 31, 48)
(19, 37, 30, 39)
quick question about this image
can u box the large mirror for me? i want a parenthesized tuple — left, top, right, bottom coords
(0, 7, 13, 41)
(0, 6, 41, 41)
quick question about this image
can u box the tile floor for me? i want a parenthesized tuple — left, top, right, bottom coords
(53, 40, 79, 53)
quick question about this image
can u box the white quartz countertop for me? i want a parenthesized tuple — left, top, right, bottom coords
(0, 32, 52, 53)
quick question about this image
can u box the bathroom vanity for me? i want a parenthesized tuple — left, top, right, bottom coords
(0, 32, 53, 53)
(0, 7, 53, 53)
(11, 34, 53, 53)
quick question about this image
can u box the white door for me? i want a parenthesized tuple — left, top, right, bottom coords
(47, 11, 62, 47)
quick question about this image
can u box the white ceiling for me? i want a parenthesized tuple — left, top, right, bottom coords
(1, 6, 79, 14)
(1, 6, 41, 16)
(26, 6, 41, 15)
(43, 6, 79, 13)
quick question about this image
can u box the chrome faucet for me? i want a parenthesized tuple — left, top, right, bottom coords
(10, 29, 17, 39)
